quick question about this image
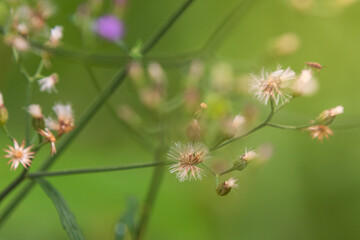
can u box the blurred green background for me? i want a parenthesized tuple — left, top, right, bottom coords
(1, 0, 360, 239)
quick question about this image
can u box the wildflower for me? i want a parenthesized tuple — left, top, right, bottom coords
(233, 149, 257, 171)
(27, 104, 43, 119)
(317, 105, 344, 125)
(3, 140, 34, 170)
(268, 32, 301, 57)
(306, 125, 333, 141)
(250, 66, 296, 105)
(210, 62, 234, 93)
(94, 15, 124, 41)
(148, 62, 166, 84)
(0, 92, 8, 126)
(38, 73, 58, 93)
(48, 25, 63, 47)
(225, 115, 245, 138)
(27, 104, 45, 129)
(5, 35, 30, 51)
(16, 23, 29, 36)
(168, 142, 209, 182)
(195, 102, 208, 119)
(45, 103, 74, 135)
(292, 69, 318, 97)
(38, 128, 56, 155)
(216, 177, 238, 196)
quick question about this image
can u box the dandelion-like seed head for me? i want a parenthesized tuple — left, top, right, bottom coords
(45, 104, 74, 135)
(168, 142, 209, 182)
(3, 140, 34, 170)
(250, 66, 296, 105)
(307, 125, 333, 141)
(38, 73, 58, 93)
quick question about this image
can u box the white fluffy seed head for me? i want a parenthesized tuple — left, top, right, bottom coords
(27, 104, 43, 118)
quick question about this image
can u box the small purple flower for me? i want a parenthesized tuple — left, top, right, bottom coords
(94, 15, 124, 41)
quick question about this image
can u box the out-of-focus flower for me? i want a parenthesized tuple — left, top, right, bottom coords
(94, 15, 124, 41)
(27, 104, 43, 119)
(38, 128, 56, 155)
(117, 104, 142, 127)
(45, 104, 74, 135)
(306, 125, 333, 141)
(290, 0, 314, 11)
(292, 69, 318, 97)
(250, 66, 296, 105)
(233, 149, 257, 171)
(5, 35, 30, 51)
(148, 62, 166, 85)
(210, 62, 234, 93)
(216, 177, 238, 196)
(0, 91, 8, 126)
(225, 115, 246, 138)
(38, 73, 58, 93)
(48, 25, 63, 47)
(128, 61, 144, 87)
(168, 142, 209, 182)
(186, 119, 201, 141)
(3, 140, 34, 170)
(268, 32, 301, 57)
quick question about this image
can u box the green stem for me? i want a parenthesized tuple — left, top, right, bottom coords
(27, 161, 171, 178)
(210, 99, 275, 151)
(25, 80, 33, 146)
(1, 125, 14, 141)
(219, 167, 235, 176)
(266, 122, 313, 130)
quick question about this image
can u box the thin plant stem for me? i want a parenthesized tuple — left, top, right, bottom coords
(84, 64, 155, 152)
(219, 167, 235, 176)
(25, 80, 33, 146)
(27, 161, 171, 178)
(134, 123, 166, 240)
(0, 0, 195, 225)
(267, 122, 314, 130)
(210, 100, 275, 151)
(1, 125, 14, 141)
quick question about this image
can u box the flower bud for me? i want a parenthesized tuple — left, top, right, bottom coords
(27, 104, 45, 130)
(316, 105, 344, 125)
(216, 177, 238, 196)
(0, 92, 8, 126)
(233, 150, 257, 171)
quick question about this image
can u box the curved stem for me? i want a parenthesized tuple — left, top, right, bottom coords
(27, 161, 171, 178)
(266, 122, 313, 130)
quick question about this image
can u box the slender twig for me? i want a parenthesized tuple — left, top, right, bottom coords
(267, 122, 313, 130)
(27, 161, 171, 178)
(219, 167, 235, 176)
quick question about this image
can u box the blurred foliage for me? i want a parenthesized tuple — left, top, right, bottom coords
(0, 0, 360, 239)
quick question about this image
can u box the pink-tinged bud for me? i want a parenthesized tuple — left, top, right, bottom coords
(27, 104, 45, 130)
(316, 105, 344, 125)
(5, 35, 30, 51)
(216, 177, 238, 196)
(0, 92, 8, 126)
(48, 25, 63, 47)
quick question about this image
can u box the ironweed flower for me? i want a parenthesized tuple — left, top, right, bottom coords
(168, 142, 209, 182)
(3, 140, 34, 170)
(250, 66, 296, 105)
(38, 73, 58, 93)
(216, 177, 238, 196)
(307, 125, 333, 141)
(45, 103, 74, 135)
(38, 128, 56, 155)
(94, 15, 124, 41)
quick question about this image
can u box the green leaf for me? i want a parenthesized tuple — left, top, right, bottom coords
(37, 179, 85, 240)
(114, 197, 139, 240)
